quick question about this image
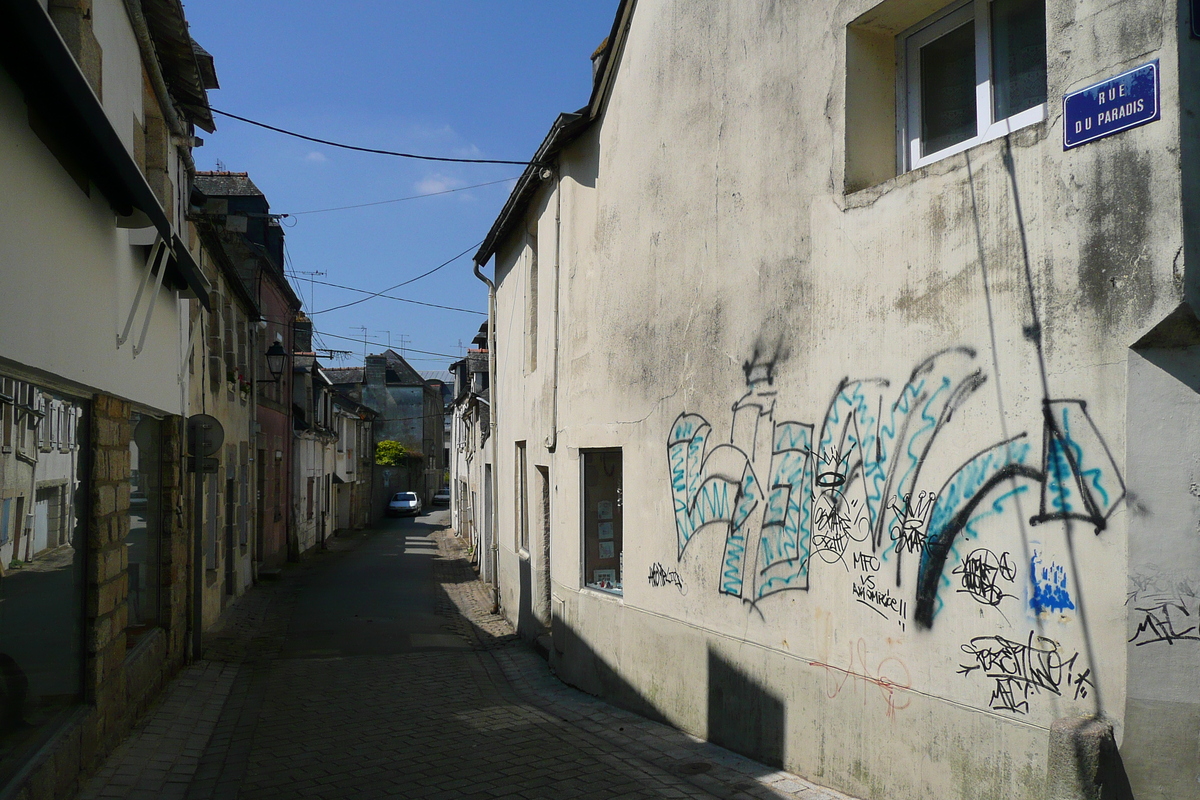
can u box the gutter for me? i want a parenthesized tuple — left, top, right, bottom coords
(120, 0, 197, 172)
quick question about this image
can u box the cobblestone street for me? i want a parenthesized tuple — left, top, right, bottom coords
(76, 512, 854, 800)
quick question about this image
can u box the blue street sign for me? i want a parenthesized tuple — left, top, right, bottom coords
(1063, 60, 1160, 150)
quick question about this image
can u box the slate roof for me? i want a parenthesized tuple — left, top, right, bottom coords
(324, 367, 363, 385)
(418, 370, 453, 384)
(194, 171, 265, 197)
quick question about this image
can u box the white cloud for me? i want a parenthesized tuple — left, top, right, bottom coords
(415, 174, 467, 194)
(303, 151, 327, 163)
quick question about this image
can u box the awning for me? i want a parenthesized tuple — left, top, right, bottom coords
(0, 0, 210, 309)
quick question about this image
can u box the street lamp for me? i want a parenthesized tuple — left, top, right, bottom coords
(265, 341, 288, 382)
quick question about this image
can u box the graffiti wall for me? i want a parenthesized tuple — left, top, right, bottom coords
(663, 344, 1124, 721)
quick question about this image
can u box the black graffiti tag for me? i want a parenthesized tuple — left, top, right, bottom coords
(648, 562, 687, 594)
(1129, 601, 1200, 646)
(952, 549, 1016, 607)
(958, 632, 1092, 715)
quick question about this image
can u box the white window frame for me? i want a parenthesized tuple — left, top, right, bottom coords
(898, 0, 1046, 171)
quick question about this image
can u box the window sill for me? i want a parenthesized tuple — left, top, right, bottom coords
(844, 118, 1048, 207)
(582, 584, 623, 600)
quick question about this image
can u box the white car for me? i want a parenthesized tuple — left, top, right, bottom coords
(432, 487, 450, 505)
(387, 491, 422, 517)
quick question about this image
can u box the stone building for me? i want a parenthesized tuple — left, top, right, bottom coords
(327, 350, 445, 504)
(188, 216, 259, 628)
(449, 338, 494, 583)
(192, 171, 301, 573)
(475, 2, 1200, 799)
(331, 392, 376, 534)
(0, 0, 213, 794)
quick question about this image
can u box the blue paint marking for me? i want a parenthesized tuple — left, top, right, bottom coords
(1030, 551, 1075, 613)
(1064, 60, 1160, 150)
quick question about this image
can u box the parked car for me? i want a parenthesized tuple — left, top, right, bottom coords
(387, 491, 422, 517)
(432, 487, 450, 506)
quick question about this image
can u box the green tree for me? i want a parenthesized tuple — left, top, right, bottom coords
(375, 440, 408, 466)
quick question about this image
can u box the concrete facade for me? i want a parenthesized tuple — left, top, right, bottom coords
(478, 2, 1200, 799)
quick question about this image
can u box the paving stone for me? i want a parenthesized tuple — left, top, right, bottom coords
(73, 521, 862, 800)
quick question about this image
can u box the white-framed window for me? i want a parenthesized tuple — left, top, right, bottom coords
(899, 0, 1046, 170)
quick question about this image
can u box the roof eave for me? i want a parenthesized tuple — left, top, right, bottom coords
(472, 0, 636, 267)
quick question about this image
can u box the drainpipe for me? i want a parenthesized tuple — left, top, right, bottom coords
(473, 259, 500, 612)
(119, 0, 196, 173)
(545, 172, 562, 453)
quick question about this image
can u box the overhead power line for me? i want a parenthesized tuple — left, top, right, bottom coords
(310, 242, 481, 315)
(283, 275, 485, 316)
(287, 177, 520, 216)
(311, 328, 461, 359)
(211, 108, 536, 166)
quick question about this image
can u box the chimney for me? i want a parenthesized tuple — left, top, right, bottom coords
(293, 315, 313, 353)
(591, 37, 609, 81)
(365, 355, 387, 387)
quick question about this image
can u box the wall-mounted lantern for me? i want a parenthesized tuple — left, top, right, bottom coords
(265, 342, 288, 383)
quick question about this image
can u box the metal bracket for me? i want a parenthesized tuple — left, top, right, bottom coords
(117, 237, 168, 355)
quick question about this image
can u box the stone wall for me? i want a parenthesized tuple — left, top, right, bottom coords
(12, 397, 188, 799)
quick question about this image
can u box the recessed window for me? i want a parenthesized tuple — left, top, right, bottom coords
(901, 0, 1046, 169)
(582, 449, 622, 595)
(128, 413, 163, 637)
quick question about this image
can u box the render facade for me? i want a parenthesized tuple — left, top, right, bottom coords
(0, 0, 213, 794)
(477, 2, 1200, 799)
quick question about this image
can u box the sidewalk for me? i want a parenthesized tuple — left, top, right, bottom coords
(76, 518, 858, 800)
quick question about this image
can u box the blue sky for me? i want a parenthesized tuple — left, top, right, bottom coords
(184, 1, 618, 370)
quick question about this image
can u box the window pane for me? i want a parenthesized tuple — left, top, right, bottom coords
(0, 380, 85, 783)
(920, 20, 977, 156)
(582, 449, 622, 594)
(128, 413, 163, 633)
(992, 0, 1046, 120)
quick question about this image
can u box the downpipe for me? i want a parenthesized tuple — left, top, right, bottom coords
(473, 260, 501, 614)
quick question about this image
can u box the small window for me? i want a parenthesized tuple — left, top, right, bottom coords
(515, 441, 529, 553)
(128, 413, 164, 634)
(901, 0, 1046, 169)
(582, 449, 622, 595)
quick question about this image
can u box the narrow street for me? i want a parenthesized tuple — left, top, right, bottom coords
(76, 515, 849, 800)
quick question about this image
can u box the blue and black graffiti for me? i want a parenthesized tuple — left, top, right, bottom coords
(667, 348, 1124, 629)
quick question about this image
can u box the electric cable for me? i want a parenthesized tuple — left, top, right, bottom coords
(282, 274, 485, 316)
(310, 242, 480, 315)
(309, 328, 462, 359)
(287, 177, 520, 216)
(212, 108, 537, 166)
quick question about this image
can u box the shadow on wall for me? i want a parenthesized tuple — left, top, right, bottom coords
(516, 556, 540, 643)
(547, 608, 785, 769)
(707, 648, 785, 767)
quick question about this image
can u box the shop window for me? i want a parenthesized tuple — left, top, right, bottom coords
(128, 413, 163, 636)
(0, 375, 85, 786)
(900, 0, 1046, 169)
(582, 449, 622, 594)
